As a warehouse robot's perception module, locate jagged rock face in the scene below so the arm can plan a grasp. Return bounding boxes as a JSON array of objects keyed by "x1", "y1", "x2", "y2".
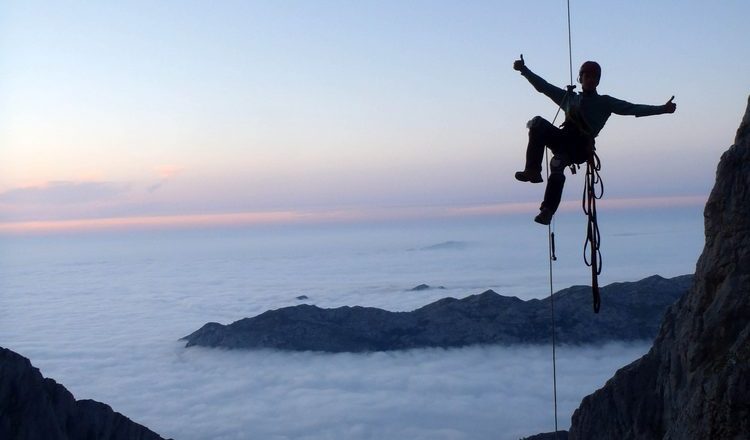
[
  {"x1": 569, "y1": 97, "x2": 750, "y2": 439},
  {"x1": 183, "y1": 274, "x2": 692, "y2": 352},
  {"x1": 0, "y1": 347, "x2": 168, "y2": 440}
]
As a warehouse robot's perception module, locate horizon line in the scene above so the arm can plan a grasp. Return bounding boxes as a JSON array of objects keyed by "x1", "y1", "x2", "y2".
[{"x1": 0, "y1": 195, "x2": 707, "y2": 235}]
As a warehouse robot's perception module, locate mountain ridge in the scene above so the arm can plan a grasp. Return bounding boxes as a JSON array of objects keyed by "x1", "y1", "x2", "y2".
[{"x1": 183, "y1": 274, "x2": 692, "y2": 352}]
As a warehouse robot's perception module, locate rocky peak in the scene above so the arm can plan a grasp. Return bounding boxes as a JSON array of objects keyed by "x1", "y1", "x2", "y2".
[
  {"x1": 0, "y1": 347, "x2": 169, "y2": 440},
  {"x1": 568, "y1": 96, "x2": 750, "y2": 439}
]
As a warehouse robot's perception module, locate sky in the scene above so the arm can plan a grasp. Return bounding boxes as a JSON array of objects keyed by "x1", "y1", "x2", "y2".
[{"x1": 1, "y1": 0, "x2": 748, "y2": 232}]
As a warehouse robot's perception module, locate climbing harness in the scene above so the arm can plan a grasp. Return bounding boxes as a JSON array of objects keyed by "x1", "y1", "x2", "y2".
[{"x1": 561, "y1": 103, "x2": 605, "y2": 315}]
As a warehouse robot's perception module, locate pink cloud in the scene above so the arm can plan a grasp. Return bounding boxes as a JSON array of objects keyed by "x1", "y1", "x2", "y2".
[
  {"x1": 0, "y1": 181, "x2": 130, "y2": 205},
  {"x1": 155, "y1": 165, "x2": 183, "y2": 179},
  {"x1": 0, "y1": 195, "x2": 708, "y2": 235},
  {"x1": 147, "y1": 165, "x2": 184, "y2": 193}
]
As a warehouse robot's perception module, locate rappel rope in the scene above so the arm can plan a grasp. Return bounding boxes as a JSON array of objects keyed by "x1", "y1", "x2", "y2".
[
  {"x1": 544, "y1": 0, "x2": 576, "y2": 437},
  {"x1": 543, "y1": 0, "x2": 605, "y2": 435},
  {"x1": 544, "y1": 96, "x2": 564, "y2": 440}
]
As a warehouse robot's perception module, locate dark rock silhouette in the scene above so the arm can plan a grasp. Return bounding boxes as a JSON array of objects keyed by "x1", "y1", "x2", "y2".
[
  {"x1": 183, "y1": 274, "x2": 692, "y2": 352},
  {"x1": 409, "y1": 284, "x2": 445, "y2": 291},
  {"x1": 567, "y1": 97, "x2": 750, "y2": 439},
  {"x1": 0, "y1": 347, "x2": 169, "y2": 440},
  {"x1": 295, "y1": 295, "x2": 309, "y2": 300},
  {"x1": 520, "y1": 432, "x2": 568, "y2": 440}
]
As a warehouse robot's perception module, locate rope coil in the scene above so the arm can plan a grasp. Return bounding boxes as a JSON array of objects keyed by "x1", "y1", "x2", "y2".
[{"x1": 582, "y1": 152, "x2": 603, "y2": 313}]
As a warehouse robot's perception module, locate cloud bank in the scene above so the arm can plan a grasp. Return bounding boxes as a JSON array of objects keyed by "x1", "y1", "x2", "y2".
[
  {"x1": 0, "y1": 217, "x2": 700, "y2": 439},
  {"x1": 11, "y1": 341, "x2": 650, "y2": 440}
]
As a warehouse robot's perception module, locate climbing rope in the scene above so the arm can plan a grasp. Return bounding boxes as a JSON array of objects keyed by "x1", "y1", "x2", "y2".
[
  {"x1": 544, "y1": 91, "x2": 567, "y2": 440},
  {"x1": 545, "y1": 0, "x2": 575, "y2": 437},
  {"x1": 583, "y1": 153, "x2": 603, "y2": 312},
  {"x1": 541, "y1": 1, "x2": 604, "y2": 436},
  {"x1": 566, "y1": 0, "x2": 574, "y2": 86}
]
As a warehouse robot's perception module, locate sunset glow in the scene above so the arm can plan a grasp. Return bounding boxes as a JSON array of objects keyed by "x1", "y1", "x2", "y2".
[
  {"x1": 1, "y1": 1, "x2": 747, "y2": 233},
  {"x1": 0, "y1": 195, "x2": 706, "y2": 235}
]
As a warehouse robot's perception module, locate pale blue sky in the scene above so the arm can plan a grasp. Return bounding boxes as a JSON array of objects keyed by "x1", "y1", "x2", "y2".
[{"x1": 1, "y1": 0, "x2": 748, "y2": 229}]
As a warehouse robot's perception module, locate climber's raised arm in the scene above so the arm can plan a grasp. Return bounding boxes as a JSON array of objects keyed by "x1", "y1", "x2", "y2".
[
  {"x1": 513, "y1": 54, "x2": 568, "y2": 107},
  {"x1": 607, "y1": 95, "x2": 677, "y2": 117}
]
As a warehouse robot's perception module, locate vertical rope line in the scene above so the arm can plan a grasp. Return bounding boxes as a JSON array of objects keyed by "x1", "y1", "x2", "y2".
[
  {"x1": 548, "y1": 224, "x2": 559, "y2": 437},
  {"x1": 546, "y1": 96, "x2": 565, "y2": 440},
  {"x1": 550, "y1": 1, "x2": 574, "y2": 438},
  {"x1": 567, "y1": 0, "x2": 574, "y2": 86}
]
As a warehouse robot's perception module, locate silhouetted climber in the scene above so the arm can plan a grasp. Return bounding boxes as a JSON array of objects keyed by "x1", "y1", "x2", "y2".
[{"x1": 513, "y1": 56, "x2": 676, "y2": 225}]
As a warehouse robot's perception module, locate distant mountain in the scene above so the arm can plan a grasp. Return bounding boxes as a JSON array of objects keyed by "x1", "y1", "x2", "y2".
[
  {"x1": 410, "y1": 240, "x2": 470, "y2": 251},
  {"x1": 0, "y1": 347, "x2": 169, "y2": 440},
  {"x1": 409, "y1": 283, "x2": 445, "y2": 291},
  {"x1": 183, "y1": 274, "x2": 692, "y2": 352}
]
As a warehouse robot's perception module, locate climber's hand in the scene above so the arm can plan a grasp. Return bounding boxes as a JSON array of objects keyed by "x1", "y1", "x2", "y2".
[
  {"x1": 664, "y1": 96, "x2": 676, "y2": 114},
  {"x1": 513, "y1": 54, "x2": 525, "y2": 71}
]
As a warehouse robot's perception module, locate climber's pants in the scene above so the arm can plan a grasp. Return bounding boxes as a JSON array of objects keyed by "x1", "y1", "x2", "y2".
[{"x1": 524, "y1": 116, "x2": 592, "y2": 214}]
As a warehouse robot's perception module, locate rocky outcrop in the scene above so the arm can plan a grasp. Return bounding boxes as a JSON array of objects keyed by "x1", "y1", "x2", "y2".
[
  {"x1": 0, "y1": 347, "x2": 169, "y2": 440},
  {"x1": 183, "y1": 274, "x2": 692, "y2": 352},
  {"x1": 409, "y1": 284, "x2": 445, "y2": 291},
  {"x1": 568, "y1": 97, "x2": 750, "y2": 439},
  {"x1": 520, "y1": 432, "x2": 568, "y2": 440}
]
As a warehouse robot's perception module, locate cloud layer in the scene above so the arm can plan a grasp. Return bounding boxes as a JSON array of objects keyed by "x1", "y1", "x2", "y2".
[
  {"x1": 9, "y1": 340, "x2": 650, "y2": 440},
  {"x1": 0, "y1": 215, "x2": 701, "y2": 439}
]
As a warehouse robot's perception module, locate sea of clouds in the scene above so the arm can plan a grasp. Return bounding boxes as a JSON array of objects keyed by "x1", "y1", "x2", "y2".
[{"x1": 0, "y1": 208, "x2": 703, "y2": 439}]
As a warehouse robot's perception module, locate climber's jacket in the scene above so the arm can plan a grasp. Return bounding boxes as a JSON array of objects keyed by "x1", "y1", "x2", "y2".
[{"x1": 519, "y1": 65, "x2": 665, "y2": 138}]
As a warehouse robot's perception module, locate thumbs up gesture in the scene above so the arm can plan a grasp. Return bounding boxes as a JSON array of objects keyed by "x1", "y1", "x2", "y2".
[{"x1": 664, "y1": 96, "x2": 676, "y2": 114}]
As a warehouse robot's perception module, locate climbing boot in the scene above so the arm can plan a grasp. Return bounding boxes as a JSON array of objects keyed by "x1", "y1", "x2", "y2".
[
  {"x1": 534, "y1": 208, "x2": 554, "y2": 225},
  {"x1": 514, "y1": 170, "x2": 543, "y2": 183}
]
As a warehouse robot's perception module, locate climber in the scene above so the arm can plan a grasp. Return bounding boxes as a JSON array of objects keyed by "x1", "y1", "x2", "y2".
[{"x1": 513, "y1": 55, "x2": 677, "y2": 225}]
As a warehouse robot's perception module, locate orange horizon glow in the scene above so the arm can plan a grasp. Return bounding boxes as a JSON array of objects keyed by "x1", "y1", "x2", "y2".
[{"x1": 0, "y1": 195, "x2": 707, "y2": 235}]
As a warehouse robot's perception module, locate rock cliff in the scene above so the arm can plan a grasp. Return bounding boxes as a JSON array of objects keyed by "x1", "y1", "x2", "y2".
[
  {"x1": 183, "y1": 274, "x2": 692, "y2": 352},
  {"x1": 0, "y1": 347, "x2": 169, "y2": 440},
  {"x1": 568, "y1": 97, "x2": 750, "y2": 439}
]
